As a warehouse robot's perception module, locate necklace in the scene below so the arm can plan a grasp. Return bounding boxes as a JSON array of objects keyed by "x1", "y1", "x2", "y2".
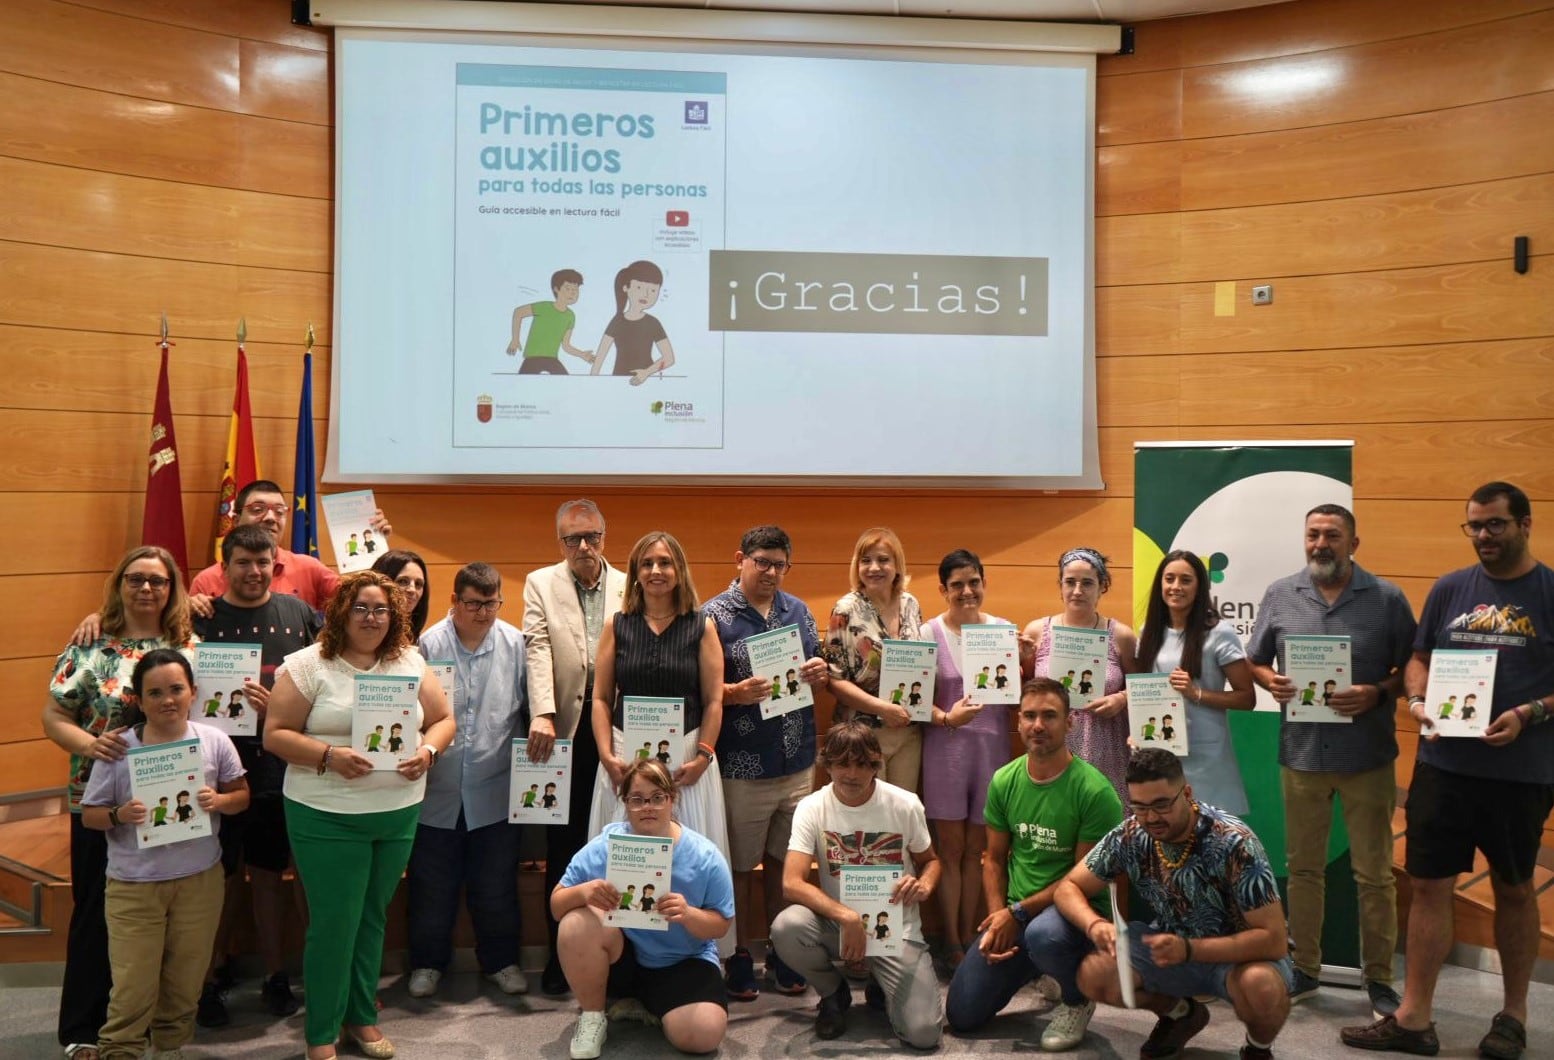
[
  {"x1": 644, "y1": 609, "x2": 676, "y2": 621},
  {"x1": 1153, "y1": 815, "x2": 1198, "y2": 871}
]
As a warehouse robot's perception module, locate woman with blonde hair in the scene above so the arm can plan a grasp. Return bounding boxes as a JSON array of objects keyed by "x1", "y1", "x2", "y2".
[
  {"x1": 43, "y1": 546, "x2": 197, "y2": 1060},
  {"x1": 823, "y1": 528, "x2": 925, "y2": 790},
  {"x1": 587, "y1": 532, "x2": 728, "y2": 858},
  {"x1": 264, "y1": 571, "x2": 455, "y2": 1060}
]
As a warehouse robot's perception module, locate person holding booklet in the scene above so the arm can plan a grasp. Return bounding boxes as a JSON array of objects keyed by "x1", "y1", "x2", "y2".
[
  {"x1": 1342, "y1": 483, "x2": 1554, "y2": 1060},
  {"x1": 263, "y1": 571, "x2": 455, "y2": 1060},
  {"x1": 703, "y1": 525, "x2": 828, "y2": 1000},
  {"x1": 405, "y1": 562, "x2": 529, "y2": 999},
  {"x1": 1026, "y1": 547, "x2": 1138, "y2": 806},
  {"x1": 79, "y1": 649, "x2": 249, "y2": 1060},
  {"x1": 191, "y1": 523, "x2": 322, "y2": 1026},
  {"x1": 823, "y1": 528, "x2": 926, "y2": 790},
  {"x1": 1247, "y1": 503, "x2": 1415, "y2": 1015},
  {"x1": 772, "y1": 720, "x2": 944, "y2": 1048},
  {"x1": 918, "y1": 548, "x2": 1026, "y2": 969},
  {"x1": 1052, "y1": 748, "x2": 1294, "y2": 1060},
  {"x1": 588, "y1": 532, "x2": 728, "y2": 859},
  {"x1": 43, "y1": 545, "x2": 199, "y2": 1060},
  {"x1": 1135, "y1": 551, "x2": 1257, "y2": 815},
  {"x1": 553, "y1": 758, "x2": 734, "y2": 1060}
]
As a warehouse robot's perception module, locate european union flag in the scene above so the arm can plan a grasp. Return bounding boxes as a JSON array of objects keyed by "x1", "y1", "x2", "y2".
[{"x1": 292, "y1": 350, "x2": 319, "y2": 556}]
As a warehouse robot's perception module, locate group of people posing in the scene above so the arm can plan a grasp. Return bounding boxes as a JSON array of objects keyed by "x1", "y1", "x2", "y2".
[{"x1": 43, "y1": 479, "x2": 1553, "y2": 1060}]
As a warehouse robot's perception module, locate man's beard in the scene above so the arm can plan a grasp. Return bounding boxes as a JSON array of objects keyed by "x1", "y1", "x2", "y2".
[{"x1": 1308, "y1": 554, "x2": 1349, "y2": 585}]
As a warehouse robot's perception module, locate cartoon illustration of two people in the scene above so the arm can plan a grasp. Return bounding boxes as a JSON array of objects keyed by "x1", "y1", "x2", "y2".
[
  {"x1": 508, "y1": 262, "x2": 676, "y2": 386},
  {"x1": 151, "y1": 793, "x2": 193, "y2": 827},
  {"x1": 520, "y1": 781, "x2": 561, "y2": 811},
  {"x1": 345, "y1": 529, "x2": 377, "y2": 558}
]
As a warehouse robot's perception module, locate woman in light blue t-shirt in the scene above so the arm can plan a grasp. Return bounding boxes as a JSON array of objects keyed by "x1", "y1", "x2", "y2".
[{"x1": 1136, "y1": 550, "x2": 1257, "y2": 814}]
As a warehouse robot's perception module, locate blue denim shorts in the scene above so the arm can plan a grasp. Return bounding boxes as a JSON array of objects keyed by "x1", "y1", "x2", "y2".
[{"x1": 1125, "y1": 921, "x2": 1293, "y2": 1001}]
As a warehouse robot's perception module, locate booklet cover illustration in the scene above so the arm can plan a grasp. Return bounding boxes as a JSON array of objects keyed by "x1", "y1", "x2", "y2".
[
  {"x1": 128, "y1": 738, "x2": 210, "y2": 850},
  {"x1": 510, "y1": 737, "x2": 572, "y2": 824},
  {"x1": 1126, "y1": 672, "x2": 1188, "y2": 756},
  {"x1": 604, "y1": 831, "x2": 671, "y2": 931},
  {"x1": 353, "y1": 674, "x2": 420, "y2": 769},
  {"x1": 960, "y1": 623, "x2": 1020, "y2": 706},
  {"x1": 193, "y1": 643, "x2": 261, "y2": 737}
]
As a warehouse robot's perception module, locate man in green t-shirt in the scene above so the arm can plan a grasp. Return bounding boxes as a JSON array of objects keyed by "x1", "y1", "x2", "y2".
[
  {"x1": 945, "y1": 676, "x2": 1123, "y2": 1051},
  {"x1": 506, "y1": 268, "x2": 594, "y2": 374}
]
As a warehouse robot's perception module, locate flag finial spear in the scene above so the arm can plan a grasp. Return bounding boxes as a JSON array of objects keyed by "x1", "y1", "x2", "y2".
[
  {"x1": 237, "y1": 317, "x2": 247, "y2": 344},
  {"x1": 306, "y1": 322, "x2": 315, "y2": 354},
  {"x1": 158, "y1": 313, "x2": 174, "y2": 352}
]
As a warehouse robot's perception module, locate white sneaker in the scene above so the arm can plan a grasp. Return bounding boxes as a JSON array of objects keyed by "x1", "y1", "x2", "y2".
[
  {"x1": 1041, "y1": 999, "x2": 1096, "y2": 1051},
  {"x1": 486, "y1": 964, "x2": 529, "y2": 994},
  {"x1": 570, "y1": 1011, "x2": 608, "y2": 1059},
  {"x1": 407, "y1": 968, "x2": 441, "y2": 998}
]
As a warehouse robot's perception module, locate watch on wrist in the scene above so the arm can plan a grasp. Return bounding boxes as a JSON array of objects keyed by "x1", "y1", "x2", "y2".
[
  {"x1": 1008, "y1": 900, "x2": 1032, "y2": 925},
  {"x1": 108, "y1": 805, "x2": 121, "y2": 828}
]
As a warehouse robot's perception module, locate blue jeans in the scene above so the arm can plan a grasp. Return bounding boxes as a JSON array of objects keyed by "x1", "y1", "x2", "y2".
[
  {"x1": 946, "y1": 906, "x2": 1093, "y2": 1031},
  {"x1": 406, "y1": 813, "x2": 522, "y2": 973}
]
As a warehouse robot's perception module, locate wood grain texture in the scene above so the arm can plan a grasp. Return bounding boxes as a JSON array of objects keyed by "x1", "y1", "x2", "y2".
[{"x1": 67, "y1": 0, "x2": 329, "y2": 51}]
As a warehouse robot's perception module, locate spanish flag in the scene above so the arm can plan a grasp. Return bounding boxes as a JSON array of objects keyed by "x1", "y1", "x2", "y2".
[{"x1": 214, "y1": 337, "x2": 260, "y2": 561}]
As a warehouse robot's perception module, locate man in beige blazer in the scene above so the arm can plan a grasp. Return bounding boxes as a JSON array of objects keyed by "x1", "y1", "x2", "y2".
[{"x1": 524, "y1": 498, "x2": 628, "y2": 994}]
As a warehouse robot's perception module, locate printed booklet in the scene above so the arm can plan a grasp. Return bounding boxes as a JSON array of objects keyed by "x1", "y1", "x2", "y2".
[
  {"x1": 880, "y1": 639, "x2": 937, "y2": 723},
  {"x1": 353, "y1": 674, "x2": 421, "y2": 769},
  {"x1": 622, "y1": 696, "x2": 682, "y2": 769},
  {"x1": 193, "y1": 642, "x2": 261, "y2": 737},
  {"x1": 745, "y1": 624, "x2": 812, "y2": 719},
  {"x1": 1284, "y1": 634, "x2": 1353, "y2": 723},
  {"x1": 319, "y1": 489, "x2": 380, "y2": 573},
  {"x1": 127, "y1": 738, "x2": 209, "y2": 850},
  {"x1": 510, "y1": 738, "x2": 571, "y2": 824},
  {"x1": 604, "y1": 831, "x2": 671, "y2": 931},
  {"x1": 1126, "y1": 672, "x2": 1188, "y2": 756},
  {"x1": 1046, "y1": 625, "x2": 1109, "y2": 705},
  {"x1": 960, "y1": 623, "x2": 1020, "y2": 705},
  {"x1": 427, "y1": 660, "x2": 456, "y2": 707},
  {"x1": 841, "y1": 865, "x2": 904, "y2": 956},
  {"x1": 1424, "y1": 649, "x2": 1497, "y2": 738}
]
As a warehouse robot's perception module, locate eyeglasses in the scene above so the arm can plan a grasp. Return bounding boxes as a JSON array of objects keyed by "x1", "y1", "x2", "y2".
[
  {"x1": 349, "y1": 605, "x2": 392, "y2": 620},
  {"x1": 394, "y1": 577, "x2": 425, "y2": 592},
  {"x1": 457, "y1": 598, "x2": 503, "y2": 614},
  {"x1": 625, "y1": 792, "x2": 671, "y2": 809},
  {"x1": 123, "y1": 574, "x2": 171, "y2": 590},
  {"x1": 561, "y1": 532, "x2": 603, "y2": 549},
  {"x1": 242, "y1": 502, "x2": 290, "y2": 517},
  {"x1": 1460, "y1": 518, "x2": 1518, "y2": 537},
  {"x1": 747, "y1": 556, "x2": 791, "y2": 573},
  {"x1": 1128, "y1": 786, "x2": 1186, "y2": 819}
]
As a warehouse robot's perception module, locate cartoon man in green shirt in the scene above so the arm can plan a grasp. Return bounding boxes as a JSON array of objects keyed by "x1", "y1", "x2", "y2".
[
  {"x1": 366, "y1": 725, "x2": 384, "y2": 752},
  {"x1": 507, "y1": 268, "x2": 594, "y2": 374}
]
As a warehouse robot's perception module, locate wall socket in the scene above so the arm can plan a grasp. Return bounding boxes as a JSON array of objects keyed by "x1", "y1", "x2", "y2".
[{"x1": 1251, "y1": 284, "x2": 1273, "y2": 305}]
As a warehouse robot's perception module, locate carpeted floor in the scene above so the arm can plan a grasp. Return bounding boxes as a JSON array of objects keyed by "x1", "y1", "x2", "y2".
[{"x1": 2, "y1": 956, "x2": 1550, "y2": 1059}]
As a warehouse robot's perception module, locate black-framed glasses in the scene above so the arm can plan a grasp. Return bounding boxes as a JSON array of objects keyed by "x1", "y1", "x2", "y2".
[
  {"x1": 350, "y1": 605, "x2": 392, "y2": 620},
  {"x1": 457, "y1": 597, "x2": 503, "y2": 614},
  {"x1": 625, "y1": 792, "x2": 671, "y2": 809},
  {"x1": 1128, "y1": 786, "x2": 1186, "y2": 819},
  {"x1": 1460, "y1": 518, "x2": 1518, "y2": 538},
  {"x1": 747, "y1": 556, "x2": 791, "y2": 573},
  {"x1": 561, "y1": 532, "x2": 603, "y2": 549},
  {"x1": 123, "y1": 573, "x2": 171, "y2": 590}
]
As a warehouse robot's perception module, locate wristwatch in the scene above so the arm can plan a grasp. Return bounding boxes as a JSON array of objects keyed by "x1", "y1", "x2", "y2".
[{"x1": 1008, "y1": 900, "x2": 1032, "y2": 926}]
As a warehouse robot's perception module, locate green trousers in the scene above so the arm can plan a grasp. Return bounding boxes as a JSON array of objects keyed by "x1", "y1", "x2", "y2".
[{"x1": 285, "y1": 798, "x2": 419, "y2": 1046}]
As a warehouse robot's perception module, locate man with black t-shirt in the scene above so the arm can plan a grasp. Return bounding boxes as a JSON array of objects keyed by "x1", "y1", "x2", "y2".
[{"x1": 193, "y1": 524, "x2": 321, "y2": 1027}]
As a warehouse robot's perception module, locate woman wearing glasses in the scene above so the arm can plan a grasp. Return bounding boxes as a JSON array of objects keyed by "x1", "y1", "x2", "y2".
[
  {"x1": 372, "y1": 549, "x2": 431, "y2": 639},
  {"x1": 587, "y1": 532, "x2": 728, "y2": 859},
  {"x1": 554, "y1": 758, "x2": 733, "y2": 1060},
  {"x1": 264, "y1": 571, "x2": 455, "y2": 1060},
  {"x1": 1135, "y1": 550, "x2": 1256, "y2": 814},
  {"x1": 43, "y1": 546, "x2": 198, "y2": 1060},
  {"x1": 823, "y1": 528, "x2": 925, "y2": 790}
]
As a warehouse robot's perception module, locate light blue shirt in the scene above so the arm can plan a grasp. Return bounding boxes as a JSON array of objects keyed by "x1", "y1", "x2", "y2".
[
  {"x1": 1149, "y1": 624, "x2": 1249, "y2": 814},
  {"x1": 418, "y1": 616, "x2": 526, "y2": 830}
]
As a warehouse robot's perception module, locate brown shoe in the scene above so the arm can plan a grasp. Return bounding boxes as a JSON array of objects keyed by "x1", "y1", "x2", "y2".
[
  {"x1": 1478, "y1": 1011, "x2": 1526, "y2": 1060},
  {"x1": 1340, "y1": 1014, "x2": 1440, "y2": 1056}
]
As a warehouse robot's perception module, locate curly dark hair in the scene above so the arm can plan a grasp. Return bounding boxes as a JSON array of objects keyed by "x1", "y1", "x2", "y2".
[{"x1": 317, "y1": 570, "x2": 411, "y2": 663}]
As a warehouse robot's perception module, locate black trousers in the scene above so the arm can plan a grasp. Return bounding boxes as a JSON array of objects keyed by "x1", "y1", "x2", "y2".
[
  {"x1": 58, "y1": 812, "x2": 111, "y2": 1046},
  {"x1": 544, "y1": 699, "x2": 602, "y2": 948}
]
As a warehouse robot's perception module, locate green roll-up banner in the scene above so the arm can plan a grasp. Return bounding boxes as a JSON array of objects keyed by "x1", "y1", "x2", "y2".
[{"x1": 1133, "y1": 441, "x2": 1360, "y2": 973}]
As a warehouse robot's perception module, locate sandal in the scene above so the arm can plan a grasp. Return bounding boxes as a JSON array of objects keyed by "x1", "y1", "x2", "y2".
[
  {"x1": 64, "y1": 1047, "x2": 99, "y2": 1060},
  {"x1": 1479, "y1": 1011, "x2": 1526, "y2": 1060}
]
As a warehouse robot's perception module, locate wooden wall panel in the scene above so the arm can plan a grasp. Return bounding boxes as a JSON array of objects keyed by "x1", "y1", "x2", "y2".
[
  {"x1": 0, "y1": 157, "x2": 331, "y2": 273},
  {"x1": 69, "y1": 0, "x2": 329, "y2": 51},
  {"x1": 0, "y1": 326, "x2": 332, "y2": 418}
]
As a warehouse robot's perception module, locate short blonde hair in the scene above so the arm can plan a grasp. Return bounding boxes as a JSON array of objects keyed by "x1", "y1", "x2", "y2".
[{"x1": 849, "y1": 527, "x2": 909, "y2": 598}]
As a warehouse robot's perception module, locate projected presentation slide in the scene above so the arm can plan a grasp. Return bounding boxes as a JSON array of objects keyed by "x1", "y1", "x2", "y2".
[{"x1": 332, "y1": 30, "x2": 1096, "y2": 483}]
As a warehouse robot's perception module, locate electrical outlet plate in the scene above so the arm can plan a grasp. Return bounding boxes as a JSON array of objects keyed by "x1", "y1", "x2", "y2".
[{"x1": 1251, "y1": 285, "x2": 1273, "y2": 305}]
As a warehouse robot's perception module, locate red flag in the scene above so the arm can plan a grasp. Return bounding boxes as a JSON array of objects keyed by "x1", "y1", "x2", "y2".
[
  {"x1": 143, "y1": 337, "x2": 189, "y2": 576},
  {"x1": 214, "y1": 344, "x2": 260, "y2": 560}
]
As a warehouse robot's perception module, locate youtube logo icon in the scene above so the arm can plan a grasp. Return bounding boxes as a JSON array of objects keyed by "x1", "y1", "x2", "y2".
[{"x1": 665, "y1": 210, "x2": 690, "y2": 227}]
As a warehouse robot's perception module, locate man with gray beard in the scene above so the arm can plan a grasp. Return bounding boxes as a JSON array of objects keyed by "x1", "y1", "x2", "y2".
[{"x1": 1247, "y1": 504, "x2": 1416, "y2": 1017}]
